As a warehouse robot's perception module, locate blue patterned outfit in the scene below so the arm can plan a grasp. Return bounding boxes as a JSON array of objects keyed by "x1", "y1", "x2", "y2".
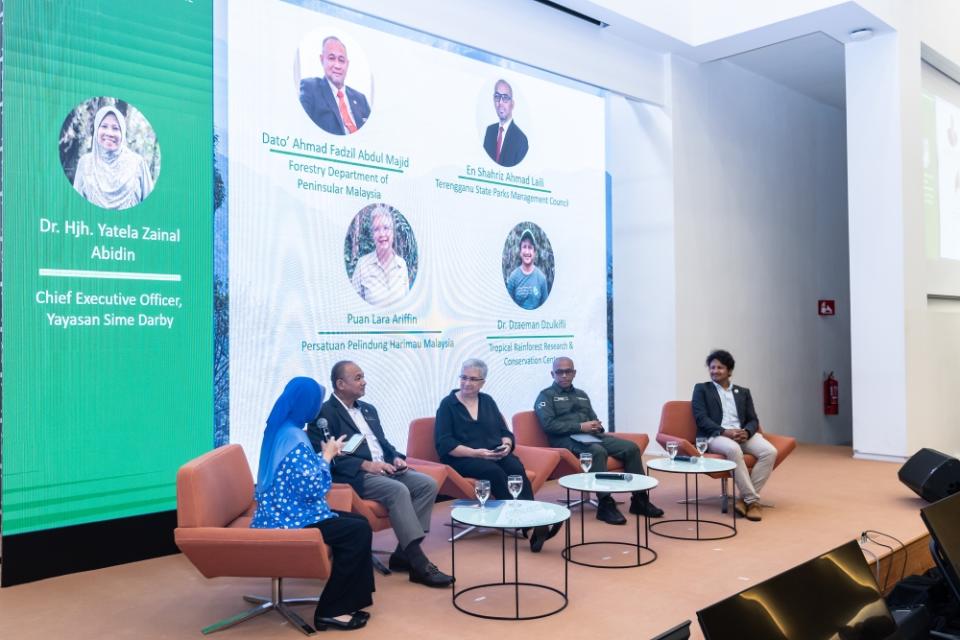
[
  {"x1": 251, "y1": 443, "x2": 336, "y2": 529},
  {"x1": 251, "y1": 377, "x2": 374, "y2": 620}
]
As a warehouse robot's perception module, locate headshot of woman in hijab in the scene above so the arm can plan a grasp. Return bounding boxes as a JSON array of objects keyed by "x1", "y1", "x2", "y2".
[{"x1": 72, "y1": 105, "x2": 157, "y2": 210}]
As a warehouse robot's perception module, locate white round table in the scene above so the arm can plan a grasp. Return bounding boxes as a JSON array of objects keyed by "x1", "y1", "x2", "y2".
[
  {"x1": 646, "y1": 456, "x2": 738, "y2": 540},
  {"x1": 558, "y1": 472, "x2": 659, "y2": 568},
  {"x1": 450, "y1": 499, "x2": 571, "y2": 620}
]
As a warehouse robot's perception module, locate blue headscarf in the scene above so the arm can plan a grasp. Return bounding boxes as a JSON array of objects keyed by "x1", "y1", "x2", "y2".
[{"x1": 256, "y1": 377, "x2": 326, "y2": 491}]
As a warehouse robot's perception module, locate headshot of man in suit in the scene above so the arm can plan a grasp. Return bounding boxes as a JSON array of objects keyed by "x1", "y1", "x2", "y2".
[
  {"x1": 483, "y1": 79, "x2": 529, "y2": 167},
  {"x1": 299, "y1": 35, "x2": 371, "y2": 135}
]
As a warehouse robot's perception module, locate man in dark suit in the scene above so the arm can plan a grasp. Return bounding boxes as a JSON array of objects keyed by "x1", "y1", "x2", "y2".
[
  {"x1": 691, "y1": 349, "x2": 777, "y2": 521},
  {"x1": 483, "y1": 79, "x2": 528, "y2": 167},
  {"x1": 299, "y1": 36, "x2": 371, "y2": 135},
  {"x1": 307, "y1": 361, "x2": 452, "y2": 587}
]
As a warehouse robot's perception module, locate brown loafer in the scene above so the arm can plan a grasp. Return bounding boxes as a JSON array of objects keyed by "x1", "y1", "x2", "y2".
[
  {"x1": 745, "y1": 502, "x2": 762, "y2": 521},
  {"x1": 732, "y1": 498, "x2": 747, "y2": 518}
]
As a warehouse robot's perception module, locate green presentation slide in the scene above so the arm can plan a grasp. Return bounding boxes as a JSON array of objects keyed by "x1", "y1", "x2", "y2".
[{"x1": 2, "y1": 0, "x2": 214, "y2": 535}]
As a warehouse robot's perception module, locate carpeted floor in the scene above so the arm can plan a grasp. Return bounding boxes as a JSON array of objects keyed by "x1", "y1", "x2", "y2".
[{"x1": 0, "y1": 444, "x2": 931, "y2": 639}]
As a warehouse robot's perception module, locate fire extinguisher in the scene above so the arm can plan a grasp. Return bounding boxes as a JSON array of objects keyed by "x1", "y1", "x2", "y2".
[{"x1": 823, "y1": 372, "x2": 839, "y2": 415}]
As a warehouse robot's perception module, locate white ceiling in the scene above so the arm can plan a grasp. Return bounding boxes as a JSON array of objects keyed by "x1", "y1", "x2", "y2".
[
  {"x1": 546, "y1": 0, "x2": 895, "y2": 111},
  {"x1": 723, "y1": 32, "x2": 847, "y2": 109}
]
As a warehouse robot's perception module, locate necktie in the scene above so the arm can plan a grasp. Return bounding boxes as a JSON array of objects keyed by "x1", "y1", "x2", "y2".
[
  {"x1": 337, "y1": 90, "x2": 358, "y2": 134},
  {"x1": 495, "y1": 126, "x2": 504, "y2": 163}
]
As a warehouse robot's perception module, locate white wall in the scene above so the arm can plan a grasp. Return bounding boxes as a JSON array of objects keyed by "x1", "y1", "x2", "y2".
[
  {"x1": 671, "y1": 56, "x2": 851, "y2": 445},
  {"x1": 607, "y1": 95, "x2": 676, "y2": 437},
  {"x1": 920, "y1": 63, "x2": 960, "y2": 460},
  {"x1": 845, "y1": 33, "x2": 909, "y2": 459},
  {"x1": 920, "y1": 0, "x2": 960, "y2": 68},
  {"x1": 844, "y1": 3, "x2": 960, "y2": 461},
  {"x1": 913, "y1": 2, "x2": 960, "y2": 459}
]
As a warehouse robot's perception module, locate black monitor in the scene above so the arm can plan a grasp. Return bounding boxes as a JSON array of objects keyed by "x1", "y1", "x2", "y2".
[
  {"x1": 920, "y1": 490, "x2": 960, "y2": 603},
  {"x1": 697, "y1": 539, "x2": 897, "y2": 640},
  {"x1": 650, "y1": 620, "x2": 691, "y2": 640}
]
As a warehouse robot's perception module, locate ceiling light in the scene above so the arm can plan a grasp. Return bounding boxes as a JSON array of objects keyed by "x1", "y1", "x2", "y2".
[{"x1": 849, "y1": 28, "x2": 874, "y2": 41}]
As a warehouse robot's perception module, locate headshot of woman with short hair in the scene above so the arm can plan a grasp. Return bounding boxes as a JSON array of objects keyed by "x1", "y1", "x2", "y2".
[{"x1": 344, "y1": 203, "x2": 418, "y2": 307}]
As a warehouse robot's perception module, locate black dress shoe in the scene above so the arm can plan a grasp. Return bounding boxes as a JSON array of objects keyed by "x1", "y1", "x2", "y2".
[
  {"x1": 388, "y1": 551, "x2": 412, "y2": 572},
  {"x1": 529, "y1": 522, "x2": 563, "y2": 552},
  {"x1": 596, "y1": 498, "x2": 627, "y2": 525},
  {"x1": 529, "y1": 526, "x2": 549, "y2": 552},
  {"x1": 629, "y1": 496, "x2": 664, "y2": 518},
  {"x1": 314, "y1": 612, "x2": 368, "y2": 631},
  {"x1": 409, "y1": 562, "x2": 454, "y2": 588}
]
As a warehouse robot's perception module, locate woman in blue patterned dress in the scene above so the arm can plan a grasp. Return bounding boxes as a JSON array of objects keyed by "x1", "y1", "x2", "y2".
[{"x1": 252, "y1": 377, "x2": 375, "y2": 631}]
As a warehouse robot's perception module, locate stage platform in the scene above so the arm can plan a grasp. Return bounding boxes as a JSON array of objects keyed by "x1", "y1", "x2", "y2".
[{"x1": 0, "y1": 444, "x2": 934, "y2": 639}]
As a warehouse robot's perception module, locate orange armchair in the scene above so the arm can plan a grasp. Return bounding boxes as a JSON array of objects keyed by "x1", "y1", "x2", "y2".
[
  {"x1": 512, "y1": 410, "x2": 650, "y2": 479},
  {"x1": 174, "y1": 444, "x2": 352, "y2": 635},
  {"x1": 655, "y1": 401, "x2": 797, "y2": 510},
  {"x1": 405, "y1": 416, "x2": 560, "y2": 498}
]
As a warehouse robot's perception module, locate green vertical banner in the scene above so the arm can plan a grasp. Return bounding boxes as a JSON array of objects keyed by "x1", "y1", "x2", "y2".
[{"x1": 2, "y1": 1, "x2": 213, "y2": 535}]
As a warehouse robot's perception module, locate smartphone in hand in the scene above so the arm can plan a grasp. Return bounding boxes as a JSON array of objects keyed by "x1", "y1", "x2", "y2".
[{"x1": 341, "y1": 433, "x2": 364, "y2": 454}]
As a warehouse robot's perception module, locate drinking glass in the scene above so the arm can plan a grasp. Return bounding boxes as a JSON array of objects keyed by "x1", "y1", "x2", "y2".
[
  {"x1": 666, "y1": 441, "x2": 679, "y2": 464},
  {"x1": 579, "y1": 452, "x2": 593, "y2": 473},
  {"x1": 507, "y1": 474, "x2": 523, "y2": 502},
  {"x1": 695, "y1": 437, "x2": 708, "y2": 462},
  {"x1": 474, "y1": 479, "x2": 491, "y2": 508}
]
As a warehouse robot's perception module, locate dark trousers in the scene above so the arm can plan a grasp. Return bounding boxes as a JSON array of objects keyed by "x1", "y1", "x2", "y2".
[
  {"x1": 306, "y1": 511, "x2": 375, "y2": 618},
  {"x1": 568, "y1": 435, "x2": 646, "y2": 500},
  {"x1": 567, "y1": 435, "x2": 644, "y2": 474},
  {"x1": 449, "y1": 454, "x2": 534, "y2": 500}
]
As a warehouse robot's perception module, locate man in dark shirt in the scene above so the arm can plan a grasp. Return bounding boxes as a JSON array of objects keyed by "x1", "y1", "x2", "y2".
[
  {"x1": 534, "y1": 357, "x2": 663, "y2": 523},
  {"x1": 307, "y1": 361, "x2": 452, "y2": 587}
]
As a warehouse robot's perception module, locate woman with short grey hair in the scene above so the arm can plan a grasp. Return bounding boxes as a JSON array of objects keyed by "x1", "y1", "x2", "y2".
[{"x1": 433, "y1": 359, "x2": 557, "y2": 551}]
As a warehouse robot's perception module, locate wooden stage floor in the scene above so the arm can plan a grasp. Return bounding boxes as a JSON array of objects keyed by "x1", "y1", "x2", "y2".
[{"x1": 0, "y1": 444, "x2": 932, "y2": 639}]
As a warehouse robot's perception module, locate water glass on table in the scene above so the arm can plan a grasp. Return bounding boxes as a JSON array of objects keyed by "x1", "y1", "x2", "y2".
[
  {"x1": 665, "y1": 440, "x2": 679, "y2": 464},
  {"x1": 579, "y1": 452, "x2": 593, "y2": 474},
  {"x1": 474, "y1": 479, "x2": 491, "y2": 508},
  {"x1": 507, "y1": 474, "x2": 523, "y2": 504},
  {"x1": 695, "y1": 437, "x2": 708, "y2": 462}
]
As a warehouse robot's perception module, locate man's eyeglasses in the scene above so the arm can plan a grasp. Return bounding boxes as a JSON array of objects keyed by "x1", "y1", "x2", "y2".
[
  {"x1": 459, "y1": 375, "x2": 485, "y2": 383},
  {"x1": 493, "y1": 93, "x2": 513, "y2": 103},
  {"x1": 553, "y1": 369, "x2": 576, "y2": 377}
]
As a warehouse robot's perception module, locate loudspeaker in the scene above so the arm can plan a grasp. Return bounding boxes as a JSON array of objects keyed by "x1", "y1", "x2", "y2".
[{"x1": 898, "y1": 448, "x2": 960, "y2": 503}]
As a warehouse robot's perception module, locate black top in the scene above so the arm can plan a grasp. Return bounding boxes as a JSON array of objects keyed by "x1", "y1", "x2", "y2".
[{"x1": 434, "y1": 390, "x2": 513, "y2": 462}]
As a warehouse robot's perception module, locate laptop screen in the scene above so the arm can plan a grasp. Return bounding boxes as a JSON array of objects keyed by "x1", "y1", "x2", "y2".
[
  {"x1": 697, "y1": 539, "x2": 896, "y2": 640},
  {"x1": 921, "y1": 490, "x2": 960, "y2": 600},
  {"x1": 650, "y1": 620, "x2": 690, "y2": 640}
]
